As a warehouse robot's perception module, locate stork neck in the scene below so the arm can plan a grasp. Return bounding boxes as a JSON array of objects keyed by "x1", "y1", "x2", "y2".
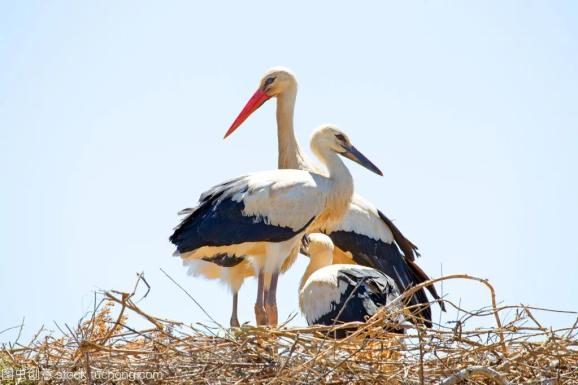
[
  {"x1": 319, "y1": 148, "x2": 353, "y2": 186},
  {"x1": 299, "y1": 256, "x2": 331, "y2": 291},
  {"x1": 276, "y1": 90, "x2": 309, "y2": 170},
  {"x1": 313, "y1": 147, "x2": 354, "y2": 230}
]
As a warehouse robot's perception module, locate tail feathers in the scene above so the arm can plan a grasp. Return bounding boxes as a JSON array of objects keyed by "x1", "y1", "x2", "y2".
[
  {"x1": 377, "y1": 210, "x2": 445, "y2": 314},
  {"x1": 178, "y1": 208, "x2": 194, "y2": 215},
  {"x1": 355, "y1": 251, "x2": 433, "y2": 327},
  {"x1": 377, "y1": 210, "x2": 420, "y2": 261},
  {"x1": 407, "y1": 260, "x2": 446, "y2": 312}
]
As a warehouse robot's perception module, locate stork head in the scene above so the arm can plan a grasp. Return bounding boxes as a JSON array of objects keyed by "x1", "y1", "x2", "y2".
[
  {"x1": 311, "y1": 125, "x2": 384, "y2": 176},
  {"x1": 299, "y1": 233, "x2": 334, "y2": 292},
  {"x1": 224, "y1": 67, "x2": 297, "y2": 138},
  {"x1": 305, "y1": 234, "x2": 334, "y2": 266},
  {"x1": 258, "y1": 67, "x2": 297, "y2": 97}
]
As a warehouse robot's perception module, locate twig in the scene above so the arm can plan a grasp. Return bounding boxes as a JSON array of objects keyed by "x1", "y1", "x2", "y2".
[
  {"x1": 437, "y1": 366, "x2": 509, "y2": 385},
  {"x1": 0, "y1": 325, "x2": 23, "y2": 337},
  {"x1": 13, "y1": 317, "x2": 25, "y2": 346},
  {"x1": 418, "y1": 326, "x2": 425, "y2": 385},
  {"x1": 159, "y1": 267, "x2": 230, "y2": 338},
  {"x1": 133, "y1": 271, "x2": 151, "y2": 303},
  {"x1": 393, "y1": 274, "x2": 508, "y2": 356}
]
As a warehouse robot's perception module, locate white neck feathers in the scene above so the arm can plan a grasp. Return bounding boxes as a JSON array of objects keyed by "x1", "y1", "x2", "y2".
[
  {"x1": 276, "y1": 87, "x2": 314, "y2": 171},
  {"x1": 311, "y1": 144, "x2": 354, "y2": 231}
]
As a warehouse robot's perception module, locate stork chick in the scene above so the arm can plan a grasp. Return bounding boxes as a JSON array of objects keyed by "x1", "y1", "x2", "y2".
[{"x1": 300, "y1": 233, "x2": 405, "y2": 338}]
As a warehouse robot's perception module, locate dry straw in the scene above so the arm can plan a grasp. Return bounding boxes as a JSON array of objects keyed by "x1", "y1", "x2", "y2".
[{"x1": 1, "y1": 273, "x2": 577, "y2": 384}]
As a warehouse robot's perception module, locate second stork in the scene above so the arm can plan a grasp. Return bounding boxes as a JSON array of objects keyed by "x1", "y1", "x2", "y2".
[{"x1": 170, "y1": 125, "x2": 382, "y2": 326}]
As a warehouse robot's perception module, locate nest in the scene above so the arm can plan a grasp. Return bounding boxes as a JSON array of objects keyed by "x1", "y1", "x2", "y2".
[{"x1": 1, "y1": 274, "x2": 577, "y2": 384}]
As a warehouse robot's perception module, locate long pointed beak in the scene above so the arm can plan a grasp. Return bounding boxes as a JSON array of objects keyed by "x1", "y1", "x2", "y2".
[
  {"x1": 224, "y1": 89, "x2": 271, "y2": 139},
  {"x1": 340, "y1": 144, "x2": 383, "y2": 176}
]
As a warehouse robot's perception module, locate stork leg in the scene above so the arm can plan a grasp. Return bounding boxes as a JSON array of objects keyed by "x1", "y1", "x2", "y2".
[
  {"x1": 230, "y1": 292, "x2": 240, "y2": 327},
  {"x1": 254, "y1": 271, "x2": 268, "y2": 325},
  {"x1": 265, "y1": 271, "x2": 279, "y2": 326}
]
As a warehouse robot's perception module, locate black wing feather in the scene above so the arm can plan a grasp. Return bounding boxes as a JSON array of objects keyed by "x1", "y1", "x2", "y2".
[
  {"x1": 170, "y1": 177, "x2": 314, "y2": 254},
  {"x1": 313, "y1": 267, "x2": 404, "y2": 338},
  {"x1": 327, "y1": 229, "x2": 433, "y2": 327}
]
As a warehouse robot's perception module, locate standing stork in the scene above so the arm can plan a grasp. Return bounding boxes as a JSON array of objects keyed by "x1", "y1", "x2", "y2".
[
  {"x1": 299, "y1": 234, "x2": 404, "y2": 338},
  {"x1": 170, "y1": 125, "x2": 383, "y2": 326},
  {"x1": 224, "y1": 67, "x2": 445, "y2": 327}
]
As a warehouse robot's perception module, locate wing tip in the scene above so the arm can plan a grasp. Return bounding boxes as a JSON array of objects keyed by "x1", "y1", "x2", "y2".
[{"x1": 178, "y1": 208, "x2": 193, "y2": 216}]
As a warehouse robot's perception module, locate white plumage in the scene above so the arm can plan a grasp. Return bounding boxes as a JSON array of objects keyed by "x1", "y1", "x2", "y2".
[
  {"x1": 332, "y1": 194, "x2": 395, "y2": 244},
  {"x1": 301, "y1": 264, "x2": 360, "y2": 324},
  {"x1": 299, "y1": 234, "x2": 404, "y2": 337},
  {"x1": 171, "y1": 125, "x2": 383, "y2": 326}
]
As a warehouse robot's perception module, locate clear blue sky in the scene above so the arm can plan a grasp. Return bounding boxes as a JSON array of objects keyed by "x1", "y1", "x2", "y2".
[{"x1": 1, "y1": 1, "x2": 577, "y2": 340}]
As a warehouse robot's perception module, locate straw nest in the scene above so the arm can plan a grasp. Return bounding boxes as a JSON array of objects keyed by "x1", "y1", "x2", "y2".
[{"x1": 1, "y1": 273, "x2": 577, "y2": 385}]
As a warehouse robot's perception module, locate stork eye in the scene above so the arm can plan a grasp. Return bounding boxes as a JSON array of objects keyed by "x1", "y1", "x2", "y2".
[
  {"x1": 335, "y1": 134, "x2": 346, "y2": 142},
  {"x1": 265, "y1": 77, "x2": 276, "y2": 86}
]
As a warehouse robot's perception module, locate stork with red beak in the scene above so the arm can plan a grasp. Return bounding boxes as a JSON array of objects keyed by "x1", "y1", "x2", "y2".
[{"x1": 224, "y1": 67, "x2": 445, "y2": 327}]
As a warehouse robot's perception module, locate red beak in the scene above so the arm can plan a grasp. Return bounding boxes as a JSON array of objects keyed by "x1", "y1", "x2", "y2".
[{"x1": 224, "y1": 89, "x2": 271, "y2": 139}]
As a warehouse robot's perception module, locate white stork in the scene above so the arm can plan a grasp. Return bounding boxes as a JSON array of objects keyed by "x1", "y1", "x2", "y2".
[
  {"x1": 299, "y1": 234, "x2": 404, "y2": 338},
  {"x1": 170, "y1": 125, "x2": 383, "y2": 326},
  {"x1": 224, "y1": 67, "x2": 445, "y2": 327}
]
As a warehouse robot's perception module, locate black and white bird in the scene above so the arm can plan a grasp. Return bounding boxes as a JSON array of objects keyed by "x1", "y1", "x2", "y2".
[
  {"x1": 299, "y1": 234, "x2": 404, "y2": 338},
  {"x1": 224, "y1": 67, "x2": 445, "y2": 327},
  {"x1": 170, "y1": 125, "x2": 383, "y2": 326}
]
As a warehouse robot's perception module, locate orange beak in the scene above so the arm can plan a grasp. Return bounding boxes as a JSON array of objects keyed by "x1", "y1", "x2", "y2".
[{"x1": 224, "y1": 89, "x2": 271, "y2": 139}]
